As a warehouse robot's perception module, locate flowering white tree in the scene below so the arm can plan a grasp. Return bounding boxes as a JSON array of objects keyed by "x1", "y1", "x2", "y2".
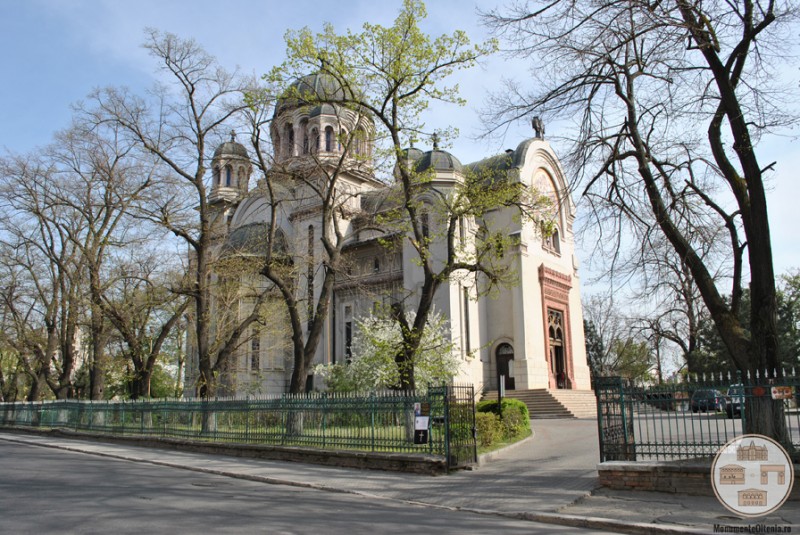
[{"x1": 315, "y1": 309, "x2": 461, "y2": 392}]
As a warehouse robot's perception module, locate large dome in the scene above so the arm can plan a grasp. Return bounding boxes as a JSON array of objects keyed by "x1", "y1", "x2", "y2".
[{"x1": 274, "y1": 72, "x2": 352, "y2": 117}]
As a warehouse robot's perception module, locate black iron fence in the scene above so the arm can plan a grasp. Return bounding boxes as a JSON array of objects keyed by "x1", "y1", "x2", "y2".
[
  {"x1": 596, "y1": 372, "x2": 800, "y2": 462},
  {"x1": 0, "y1": 385, "x2": 477, "y2": 469}
]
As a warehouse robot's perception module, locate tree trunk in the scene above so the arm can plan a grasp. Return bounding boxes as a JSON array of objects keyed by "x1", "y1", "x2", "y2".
[{"x1": 746, "y1": 396, "x2": 789, "y2": 447}]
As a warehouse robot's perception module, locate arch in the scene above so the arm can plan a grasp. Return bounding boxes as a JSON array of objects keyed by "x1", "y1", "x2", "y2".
[
  {"x1": 225, "y1": 165, "x2": 233, "y2": 187},
  {"x1": 325, "y1": 126, "x2": 334, "y2": 152},
  {"x1": 496, "y1": 343, "x2": 515, "y2": 391},
  {"x1": 284, "y1": 123, "x2": 294, "y2": 157},
  {"x1": 354, "y1": 127, "x2": 367, "y2": 156},
  {"x1": 300, "y1": 119, "x2": 309, "y2": 155},
  {"x1": 273, "y1": 228, "x2": 289, "y2": 255}
]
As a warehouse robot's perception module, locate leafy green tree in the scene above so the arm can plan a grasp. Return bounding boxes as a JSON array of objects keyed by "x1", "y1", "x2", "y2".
[
  {"x1": 583, "y1": 319, "x2": 605, "y2": 383},
  {"x1": 315, "y1": 309, "x2": 460, "y2": 391},
  {"x1": 270, "y1": 0, "x2": 547, "y2": 390},
  {"x1": 610, "y1": 338, "x2": 654, "y2": 383}
]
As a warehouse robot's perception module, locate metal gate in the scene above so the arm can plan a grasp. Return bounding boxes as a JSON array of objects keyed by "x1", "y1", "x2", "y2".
[
  {"x1": 595, "y1": 376, "x2": 636, "y2": 461},
  {"x1": 442, "y1": 384, "x2": 477, "y2": 469}
]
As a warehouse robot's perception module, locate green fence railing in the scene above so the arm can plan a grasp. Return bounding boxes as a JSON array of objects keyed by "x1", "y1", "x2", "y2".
[
  {"x1": 0, "y1": 386, "x2": 477, "y2": 466},
  {"x1": 596, "y1": 371, "x2": 800, "y2": 462}
]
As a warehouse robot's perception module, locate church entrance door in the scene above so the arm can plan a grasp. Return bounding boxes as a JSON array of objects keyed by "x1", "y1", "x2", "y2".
[{"x1": 496, "y1": 343, "x2": 515, "y2": 391}]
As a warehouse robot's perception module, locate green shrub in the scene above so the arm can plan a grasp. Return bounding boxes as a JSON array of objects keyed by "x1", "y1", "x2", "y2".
[
  {"x1": 475, "y1": 398, "x2": 531, "y2": 447},
  {"x1": 477, "y1": 398, "x2": 530, "y2": 425},
  {"x1": 500, "y1": 408, "x2": 528, "y2": 438},
  {"x1": 475, "y1": 411, "x2": 501, "y2": 447}
]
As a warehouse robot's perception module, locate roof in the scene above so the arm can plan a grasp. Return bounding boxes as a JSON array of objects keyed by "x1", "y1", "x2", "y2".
[
  {"x1": 213, "y1": 131, "x2": 249, "y2": 159},
  {"x1": 415, "y1": 149, "x2": 463, "y2": 174},
  {"x1": 275, "y1": 72, "x2": 355, "y2": 117}
]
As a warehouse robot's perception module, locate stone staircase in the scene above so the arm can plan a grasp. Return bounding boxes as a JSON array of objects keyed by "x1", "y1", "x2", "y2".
[{"x1": 482, "y1": 388, "x2": 597, "y2": 419}]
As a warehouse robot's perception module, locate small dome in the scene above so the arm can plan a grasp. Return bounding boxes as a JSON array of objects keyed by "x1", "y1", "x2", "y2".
[
  {"x1": 415, "y1": 149, "x2": 463, "y2": 174},
  {"x1": 401, "y1": 146, "x2": 424, "y2": 162},
  {"x1": 275, "y1": 72, "x2": 352, "y2": 117},
  {"x1": 393, "y1": 146, "x2": 425, "y2": 180},
  {"x1": 214, "y1": 131, "x2": 248, "y2": 159}
]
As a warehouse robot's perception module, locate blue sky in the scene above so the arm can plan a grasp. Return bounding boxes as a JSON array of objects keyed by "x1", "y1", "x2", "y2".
[{"x1": 1, "y1": 0, "x2": 798, "y2": 287}]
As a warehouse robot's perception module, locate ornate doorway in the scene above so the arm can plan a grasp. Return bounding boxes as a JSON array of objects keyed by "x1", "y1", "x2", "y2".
[
  {"x1": 496, "y1": 343, "x2": 515, "y2": 391},
  {"x1": 548, "y1": 309, "x2": 567, "y2": 389}
]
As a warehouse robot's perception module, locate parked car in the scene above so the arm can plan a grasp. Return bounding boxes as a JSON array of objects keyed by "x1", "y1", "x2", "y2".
[
  {"x1": 726, "y1": 385, "x2": 744, "y2": 418},
  {"x1": 691, "y1": 389, "x2": 727, "y2": 413}
]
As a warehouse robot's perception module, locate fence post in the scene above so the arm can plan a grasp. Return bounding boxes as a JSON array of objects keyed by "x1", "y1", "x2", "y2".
[{"x1": 443, "y1": 386, "x2": 451, "y2": 467}]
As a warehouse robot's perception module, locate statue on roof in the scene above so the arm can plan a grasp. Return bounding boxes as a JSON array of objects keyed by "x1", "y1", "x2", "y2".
[{"x1": 532, "y1": 116, "x2": 545, "y2": 139}]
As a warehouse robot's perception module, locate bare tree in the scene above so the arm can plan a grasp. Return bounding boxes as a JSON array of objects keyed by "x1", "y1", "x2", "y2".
[
  {"x1": 0, "y1": 153, "x2": 85, "y2": 400},
  {"x1": 86, "y1": 30, "x2": 268, "y2": 398},
  {"x1": 484, "y1": 0, "x2": 798, "y2": 439}
]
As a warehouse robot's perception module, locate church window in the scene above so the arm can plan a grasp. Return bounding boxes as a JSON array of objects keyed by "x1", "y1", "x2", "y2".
[
  {"x1": 345, "y1": 321, "x2": 353, "y2": 363},
  {"x1": 373, "y1": 257, "x2": 380, "y2": 273},
  {"x1": 307, "y1": 225, "x2": 314, "y2": 329},
  {"x1": 310, "y1": 129, "x2": 319, "y2": 153},
  {"x1": 225, "y1": 166, "x2": 232, "y2": 187},
  {"x1": 301, "y1": 119, "x2": 309, "y2": 154},
  {"x1": 325, "y1": 126, "x2": 334, "y2": 152},
  {"x1": 212, "y1": 167, "x2": 220, "y2": 186},
  {"x1": 462, "y1": 286, "x2": 471, "y2": 355},
  {"x1": 238, "y1": 168, "x2": 245, "y2": 189},
  {"x1": 250, "y1": 330, "x2": 260, "y2": 371},
  {"x1": 542, "y1": 222, "x2": 561, "y2": 255},
  {"x1": 285, "y1": 123, "x2": 294, "y2": 156}
]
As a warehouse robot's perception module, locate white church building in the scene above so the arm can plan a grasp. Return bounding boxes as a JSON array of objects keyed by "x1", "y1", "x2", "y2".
[{"x1": 185, "y1": 73, "x2": 592, "y2": 410}]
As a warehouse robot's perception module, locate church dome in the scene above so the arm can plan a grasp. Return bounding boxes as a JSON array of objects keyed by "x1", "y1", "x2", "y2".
[
  {"x1": 213, "y1": 131, "x2": 248, "y2": 159},
  {"x1": 274, "y1": 72, "x2": 353, "y2": 117},
  {"x1": 393, "y1": 146, "x2": 425, "y2": 179},
  {"x1": 415, "y1": 149, "x2": 463, "y2": 174}
]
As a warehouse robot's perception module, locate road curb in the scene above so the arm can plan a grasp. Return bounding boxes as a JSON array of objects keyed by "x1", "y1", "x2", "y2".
[{"x1": 476, "y1": 428, "x2": 535, "y2": 466}]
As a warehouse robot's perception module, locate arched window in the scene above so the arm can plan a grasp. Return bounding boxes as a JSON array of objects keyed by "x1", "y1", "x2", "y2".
[
  {"x1": 284, "y1": 123, "x2": 294, "y2": 157},
  {"x1": 420, "y1": 211, "x2": 430, "y2": 240},
  {"x1": 307, "y1": 225, "x2": 314, "y2": 329},
  {"x1": 238, "y1": 168, "x2": 246, "y2": 189},
  {"x1": 355, "y1": 127, "x2": 367, "y2": 156},
  {"x1": 301, "y1": 119, "x2": 309, "y2": 154},
  {"x1": 212, "y1": 167, "x2": 220, "y2": 186},
  {"x1": 310, "y1": 129, "x2": 319, "y2": 154},
  {"x1": 325, "y1": 126, "x2": 334, "y2": 152},
  {"x1": 542, "y1": 222, "x2": 561, "y2": 255},
  {"x1": 225, "y1": 166, "x2": 232, "y2": 187}
]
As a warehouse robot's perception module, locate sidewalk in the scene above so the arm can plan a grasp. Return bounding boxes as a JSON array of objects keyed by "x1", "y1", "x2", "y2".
[{"x1": 1, "y1": 420, "x2": 797, "y2": 534}]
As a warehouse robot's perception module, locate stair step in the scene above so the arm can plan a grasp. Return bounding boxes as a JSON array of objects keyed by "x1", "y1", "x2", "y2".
[{"x1": 482, "y1": 388, "x2": 597, "y2": 419}]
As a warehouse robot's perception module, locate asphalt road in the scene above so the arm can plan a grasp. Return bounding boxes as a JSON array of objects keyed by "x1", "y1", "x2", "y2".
[{"x1": 0, "y1": 441, "x2": 616, "y2": 534}]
